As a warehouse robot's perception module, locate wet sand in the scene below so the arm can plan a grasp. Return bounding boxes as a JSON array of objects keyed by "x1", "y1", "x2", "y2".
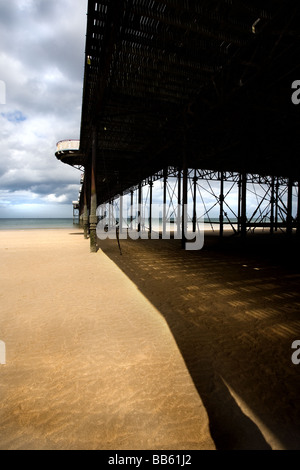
[{"x1": 0, "y1": 229, "x2": 215, "y2": 450}]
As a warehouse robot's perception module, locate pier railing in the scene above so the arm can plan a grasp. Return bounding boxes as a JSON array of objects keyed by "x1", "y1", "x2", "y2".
[{"x1": 56, "y1": 140, "x2": 80, "y2": 153}]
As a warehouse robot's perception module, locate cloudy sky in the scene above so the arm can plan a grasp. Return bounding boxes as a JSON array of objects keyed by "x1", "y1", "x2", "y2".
[{"x1": 0, "y1": 0, "x2": 87, "y2": 218}]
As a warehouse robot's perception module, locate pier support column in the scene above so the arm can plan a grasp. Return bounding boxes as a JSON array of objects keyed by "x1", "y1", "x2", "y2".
[
  {"x1": 119, "y1": 192, "x2": 123, "y2": 235},
  {"x1": 192, "y1": 170, "x2": 197, "y2": 233},
  {"x1": 177, "y1": 168, "x2": 181, "y2": 239},
  {"x1": 138, "y1": 181, "x2": 142, "y2": 233},
  {"x1": 219, "y1": 171, "x2": 224, "y2": 238},
  {"x1": 275, "y1": 177, "x2": 279, "y2": 232},
  {"x1": 89, "y1": 128, "x2": 98, "y2": 252},
  {"x1": 149, "y1": 179, "x2": 153, "y2": 236},
  {"x1": 108, "y1": 200, "x2": 112, "y2": 227},
  {"x1": 297, "y1": 181, "x2": 300, "y2": 237},
  {"x1": 286, "y1": 178, "x2": 293, "y2": 236},
  {"x1": 237, "y1": 175, "x2": 241, "y2": 234},
  {"x1": 83, "y1": 181, "x2": 89, "y2": 239},
  {"x1": 130, "y1": 190, "x2": 134, "y2": 230},
  {"x1": 240, "y1": 172, "x2": 247, "y2": 238},
  {"x1": 182, "y1": 140, "x2": 188, "y2": 249},
  {"x1": 163, "y1": 168, "x2": 168, "y2": 238},
  {"x1": 270, "y1": 176, "x2": 275, "y2": 235}
]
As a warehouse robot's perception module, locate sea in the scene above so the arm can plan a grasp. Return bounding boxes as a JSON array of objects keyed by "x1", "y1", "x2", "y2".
[
  {"x1": 0, "y1": 217, "x2": 239, "y2": 231},
  {"x1": 0, "y1": 218, "x2": 78, "y2": 230}
]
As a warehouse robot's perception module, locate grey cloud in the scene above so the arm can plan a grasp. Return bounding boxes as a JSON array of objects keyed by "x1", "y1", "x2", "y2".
[
  {"x1": 0, "y1": 3, "x2": 16, "y2": 28},
  {"x1": 0, "y1": 0, "x2": 86, "y2": 81},
  {"x1": 0, "y1": 0, "x2": 87, "y2": 215}
]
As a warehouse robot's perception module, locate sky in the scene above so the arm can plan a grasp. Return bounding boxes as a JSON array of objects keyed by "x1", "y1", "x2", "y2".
[{"x1": 0, "y1": 0, "x2": 88, "y2": 218}]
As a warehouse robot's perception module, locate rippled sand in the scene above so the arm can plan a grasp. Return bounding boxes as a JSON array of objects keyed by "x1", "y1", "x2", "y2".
[{"x1": 0, "y1": 229, "x2": 215, "y2": 450}]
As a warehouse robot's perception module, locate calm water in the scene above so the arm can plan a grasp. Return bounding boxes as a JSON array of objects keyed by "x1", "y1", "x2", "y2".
[
  {"x1": 0, "y1": 217, "x2": 240, "y2": 231},
  {"x1": 0, "y1": 218, "x2": 78, "y2": 230}
]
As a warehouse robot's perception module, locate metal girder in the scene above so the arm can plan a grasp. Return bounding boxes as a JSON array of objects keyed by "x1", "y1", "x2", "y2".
[{"x1": 72, "y1": 1, "x2": 300, "y2": 216}]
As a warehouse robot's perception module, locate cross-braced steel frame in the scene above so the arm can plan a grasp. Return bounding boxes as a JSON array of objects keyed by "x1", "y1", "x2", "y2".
[{"x1": 84, "y1": 166, "x2": 300, "y2": 249}]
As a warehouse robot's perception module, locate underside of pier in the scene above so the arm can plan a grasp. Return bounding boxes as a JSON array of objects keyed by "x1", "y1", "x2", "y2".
[{"x1": 56, "y1": 0, "x2": 300, "y2": 249}]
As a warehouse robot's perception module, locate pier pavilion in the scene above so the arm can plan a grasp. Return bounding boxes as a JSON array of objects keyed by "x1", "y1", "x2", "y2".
[{"x1": 55, "y1": 0, "x2": 300, "y2": 252}]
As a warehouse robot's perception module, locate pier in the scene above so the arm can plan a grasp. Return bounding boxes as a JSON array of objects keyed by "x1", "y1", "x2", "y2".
[{"x1": 55, "y1": 1, "x2": 300, "y2": 252}]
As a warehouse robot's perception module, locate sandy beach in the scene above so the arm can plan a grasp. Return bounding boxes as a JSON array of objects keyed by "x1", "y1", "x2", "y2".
[
  {"x1": 1, "y1": 227, "x2": 300, "y2": 450},
  {"x1": 0, "y1": 228, "x2": 214, "y2": 450}
]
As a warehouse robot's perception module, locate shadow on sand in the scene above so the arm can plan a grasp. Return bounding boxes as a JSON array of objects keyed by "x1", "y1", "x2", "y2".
[{"x1": 97, "y1": 231, "x2": 300, "y2": 450}]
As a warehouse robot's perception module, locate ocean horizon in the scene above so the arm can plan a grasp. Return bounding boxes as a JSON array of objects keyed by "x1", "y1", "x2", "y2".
[
  {"x1": 0, "y1": 218, "x2": 78, "y2": 230},
  {"x1": 0, "y1": 217, "x2": 241, "y2": 231}
]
